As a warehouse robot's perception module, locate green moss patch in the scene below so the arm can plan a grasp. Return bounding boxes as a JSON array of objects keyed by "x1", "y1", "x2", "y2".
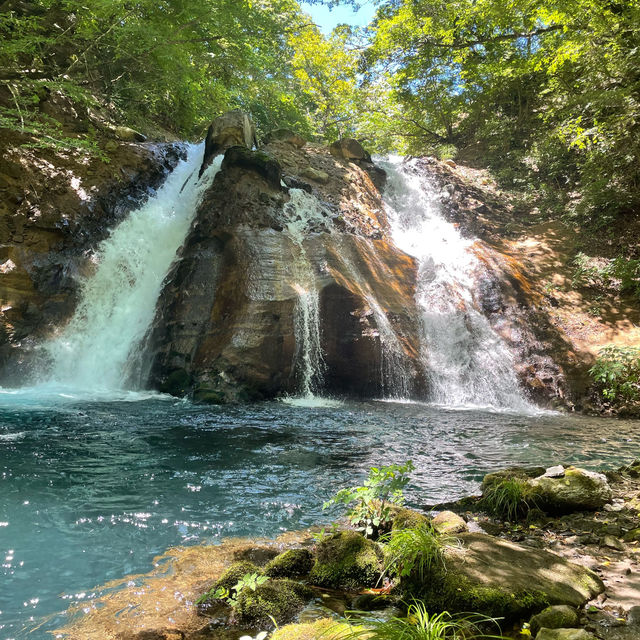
[
  {"x1": 308, "y1": 531, "x2": 383, "y2": 591},
  {"x1": 264, "y1": 548, "x2": 314, "y2": 578}
]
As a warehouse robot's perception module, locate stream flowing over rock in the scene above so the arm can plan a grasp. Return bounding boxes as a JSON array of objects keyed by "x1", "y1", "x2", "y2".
[{"x1": 0, "y1": 110, "x2": 604, "y2": 407}]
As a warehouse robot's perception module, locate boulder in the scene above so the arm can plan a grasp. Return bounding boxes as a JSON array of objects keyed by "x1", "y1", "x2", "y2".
[
  {"x1": 391, "y1": 507, "x2": 430, "y2": 530},
  {"x1": 529, "y1": 467, "x2": 613, "y2": 513},
  {"x1": 235, "y1": 578, "x2": 313, "y2": 628},
  {"x1": 264, "y1": 129, "x2": 306, "y2": 148},
  {"x1": 535, "y1": 630, "x2": 595, "y2": 640},
  {"x1": 199, "y1": 110, "x2": 257, "y2": 177},
  {"x1": 308, "y1": 531, "x2": 383, "y2": 591},
  {"x1": 411, "y1": 533, "x2": 604, "y2": 620},
  {"x1": 264, "y1": 548, "x2": 314, "y2": 578},
  {"x1": 530, "y1": 605, "x2": 580, "y2": 635},
  {"x1": 329, "y1": 138, "x2": 372, "y2": 163},
  {"x1": 431, "y1": 510, "x2": 468, "y2": 535}
]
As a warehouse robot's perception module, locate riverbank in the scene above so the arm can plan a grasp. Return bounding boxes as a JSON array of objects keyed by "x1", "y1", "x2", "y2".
[{"x1": 54, "y1": 458, "x2": 640, "y2": 640}]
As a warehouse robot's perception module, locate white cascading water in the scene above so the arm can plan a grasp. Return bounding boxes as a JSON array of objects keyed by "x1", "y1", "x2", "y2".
[
  {"x1": 381, "y1": 156, "x2": 533, "y2": 410},
  {"x1": 43, "y1": 144, "x2": 223, "y2": 391},
  {"x1": 280, "y1": 188, "x2": 327, "y2": 398}
]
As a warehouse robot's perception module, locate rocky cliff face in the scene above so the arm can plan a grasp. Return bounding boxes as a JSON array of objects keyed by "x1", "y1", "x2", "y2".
[
  {"x1": 146, "y1": 139, "x2": 424, "y2": 402},
  {"x1": 0, "y1": 98, "x2": 183, "y2": 383}
]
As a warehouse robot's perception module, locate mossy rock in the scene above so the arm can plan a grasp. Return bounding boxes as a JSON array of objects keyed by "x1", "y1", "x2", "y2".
[
  {"x1": 193, "y1": 385, "x2": 226, "y2": 405},
  {"x1": 407, "y1": 533, "x2": 603, "y2": 621},
  {"x1": 391, "y1": 506, "x2": 430, "y2": 530},
  {"x1": 530, "y1": 605, "x2": 579, "y2": 635},
  {"x1": 535, "y1": 630, "x2": 595, "y2": 640},
  {"x1": 264, "y1": 548, "x2": 314, "y2": 578},
  {"x1": 308, "y1": 531, "x2": 383, "y2": 591},
  {"x1": 234, "y1": 578, "x2": 313, "y2": 627},
  {"x1": 431, "y1": 510, "x2": 468, "y2": 534},
  {"x1": 214, "y1": 561, "x2": 261, "y2": 592},
  {"x1": 271, "y1": 618, "x2": 366, "y2": 640},
  {"x1": 528, "y1": 467, "x2": 613, "y2": 513},
  {"x1": 161, "y1": 369, "x2": 192, "y2": 396}
]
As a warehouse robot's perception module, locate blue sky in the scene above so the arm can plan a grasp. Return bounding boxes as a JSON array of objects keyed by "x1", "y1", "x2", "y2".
[{"x1": 300, "y1": 1, "x2": 377, "y2": 33}]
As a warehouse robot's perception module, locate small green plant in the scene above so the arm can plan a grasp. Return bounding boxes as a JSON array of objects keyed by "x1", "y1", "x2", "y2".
[
  {"x1": 381, "y1": 523, "x2": 448, "y2": 584},
  {"x1": 590, "y1": 345, "x2": 640, "y2": 402},
  {"x1": 480, "y1": 478, "x2": 537, "y2": 522},
  {"x1": 323, "y1": 461, "x2": 415, "y2": 538},
  {"x1": 311, "y1": 522, "x2": 340, "y2": 543},
  {"x1": 196, "y1": 572, "x2": 269, "y2": 607},
  {"x1": 342, "y1": 603, "x2": 505, "y2": 639}
]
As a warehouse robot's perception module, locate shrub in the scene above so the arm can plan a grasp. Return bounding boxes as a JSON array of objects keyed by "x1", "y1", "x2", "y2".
[
  {"x1": 590, "y1": 345, "x2": 640, "y2": 403},
  {"x1": 381, "y1": 523, "x2": 447, "y2": 584},
  {"x1": 323, "y1": 461, "x2": 415, "y2": 538}
]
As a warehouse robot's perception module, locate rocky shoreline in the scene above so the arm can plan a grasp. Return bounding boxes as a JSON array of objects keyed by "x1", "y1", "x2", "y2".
[{"x1": 56, "y1": 459, "x2": 640, "y2": 640}]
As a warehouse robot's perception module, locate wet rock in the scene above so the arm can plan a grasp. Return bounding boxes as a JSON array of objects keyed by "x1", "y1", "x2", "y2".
[
  {"x1": 147, "y1": 139, "x2": 424, "y2": 402},
  {"x1": 221, "y1": 146, "x2": 282, "y2": 191},
  {"x1": 200, "y1": 110, "x2": 257, "y2": 177},
  {"x1": 410, "y1": 533, "x2": 604, "y2": 620},
  {"x1": 431, "y1": 511, "x2": 468, "y2": 534},
  {"x1": 535, "y1": 630, "x2": 595, "y2": 640},
  {"x1": 264, "y1": 129, "x2": 306, "y2": 148},
  {"x1": 308, "y1": 531, "x2": 383, "y2": 591},
  {"x1": 233, "y1": 546, "x2": 280, "y2": 566},
  {"x1": 529, "y1": 467, "x2": 613, "y2": 514},
  {"x1": 235, "y1": 578, "x2": 313, "y2": 628},
  {"x1": 530, "y1": 605, "x2": 580, "y2": 635},
  {"x1": 119, "y1": 630, "x2": 184, "y2": 640},
  {"x1": 264, "y1": 549, "x2": 314, "y2": 578}
]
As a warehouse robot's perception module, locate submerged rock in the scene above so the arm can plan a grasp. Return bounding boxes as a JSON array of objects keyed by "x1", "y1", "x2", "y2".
[
  {"x1": 411, "y1": 532, "x2": 604, "y2": 620},
  {"x1": 308, "y1": 531, "x2": 383, "y2": 591}
]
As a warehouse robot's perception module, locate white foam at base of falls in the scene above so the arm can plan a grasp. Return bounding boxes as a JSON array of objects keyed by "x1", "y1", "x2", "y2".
[
  {"x1": 381, "y1": 156, "x2": 534, "y2": 411},
  {"x1": 42, "y1": 145, "x2": 223, "y2": 391}
]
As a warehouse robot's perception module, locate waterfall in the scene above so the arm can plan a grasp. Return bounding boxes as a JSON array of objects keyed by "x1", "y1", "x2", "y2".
[
  {"x1": 280, "y1": 189, "x2": 327, "y2": 397},
  {"x1": 43, "y1": 144, "x2": 223, "y2": 392},
  {"x1": 381, "y1": 157, "x2": 532, "y2": 410}
]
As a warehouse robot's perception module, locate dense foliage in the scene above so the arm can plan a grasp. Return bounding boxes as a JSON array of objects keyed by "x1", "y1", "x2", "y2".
[
  {"x1": 3, "y1": 0, "x2": 640, "y2": 228},
  {"x1": 360, "y1": 0, "x2": 640, "y2": 226},
  {"x1": 0, "y1": 0, "x2": 349, "y2": 143}
]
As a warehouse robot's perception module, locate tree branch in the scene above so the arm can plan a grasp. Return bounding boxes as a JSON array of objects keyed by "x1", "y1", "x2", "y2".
[{"x1": 421, "y1": 24, "x2": 566, "y2": 50}]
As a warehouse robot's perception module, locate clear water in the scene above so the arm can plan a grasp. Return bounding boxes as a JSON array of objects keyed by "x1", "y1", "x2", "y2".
[
  {"x1": 381, "y1": 157, "x2": 533, "y2": 410},
  {"x1": 1, "y1": 394, "x2": 638, "y2": 639}
]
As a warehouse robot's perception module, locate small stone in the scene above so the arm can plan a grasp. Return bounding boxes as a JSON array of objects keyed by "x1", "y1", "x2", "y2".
[
  {"x1": 602, "y1": 535, "x2": 625, "y2": 551},
  {"x1": 431, "y1": 511, "x2": 468, "y2": 535},
  {"x1": 623, "y1": 528, "x2": 640, "y2": 542},
  {"x1": 544, "y1": 465, "x2": 566, "y2": 478},
  {"x1": 628, "y1": 605, "x2": 640, "y2": 626}
]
